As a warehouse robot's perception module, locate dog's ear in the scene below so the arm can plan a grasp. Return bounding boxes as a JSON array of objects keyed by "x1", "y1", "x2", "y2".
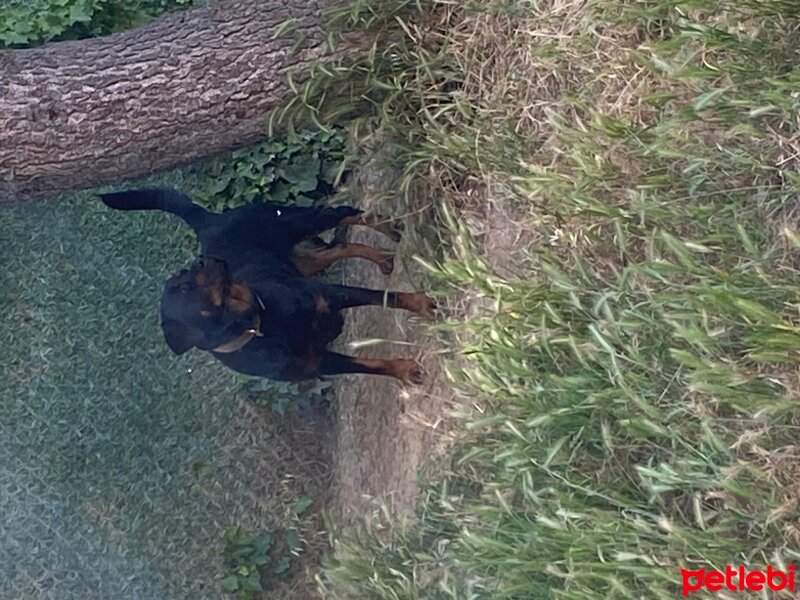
[{"x1": 161, "y1": 317, "x2": 203, "y2": 355}]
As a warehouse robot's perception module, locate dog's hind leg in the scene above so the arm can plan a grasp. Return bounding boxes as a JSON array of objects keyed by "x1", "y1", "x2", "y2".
[
  {"x1": 318, "y1": 284, "x2": 436, "y2": 318},
  {"x1": 319, "y1": 351, "x2": 424, "y2": 384},
  {"x1": 279, "y1": 205, "x2": 404, "y2": 243},
  {"x1": 291, "y1": 240, "x2": 395, "y2": 276}
]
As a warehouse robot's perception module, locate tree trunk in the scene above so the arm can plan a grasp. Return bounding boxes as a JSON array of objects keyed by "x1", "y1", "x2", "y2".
[{"x1": 0, "y1": 0, "x2": 355, "y2": 203}]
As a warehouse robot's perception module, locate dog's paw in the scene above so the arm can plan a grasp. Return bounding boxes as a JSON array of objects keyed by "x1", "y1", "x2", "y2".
[
  {"x1": 394, "y1": 359, "x2": 426, "y2": 385},
  {"x1": 405, "y1": 293, "x2": 436, "y2": 319},
  {"x1": 379, "y1": 256, "x2": 395, "y2": 275},
  {"x1": 386, "y1": 219, "x2": 404, "y2": 243},
  {"x1": 419, "y1": 295, "x2": 437, "y2": 319}
]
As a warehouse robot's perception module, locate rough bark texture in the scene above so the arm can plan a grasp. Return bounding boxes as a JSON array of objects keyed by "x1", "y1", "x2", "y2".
[{"x1": 0, "y1": 0, "x2": 350, "y2": 203}]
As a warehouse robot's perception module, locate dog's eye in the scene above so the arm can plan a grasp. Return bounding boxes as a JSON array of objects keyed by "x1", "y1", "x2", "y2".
[
  {"x1": 196, "y1": 258, "x2": 205, "y2": 268},
  {"x1": 180, "y1": 283, "x2": 190, "y2": 294}
]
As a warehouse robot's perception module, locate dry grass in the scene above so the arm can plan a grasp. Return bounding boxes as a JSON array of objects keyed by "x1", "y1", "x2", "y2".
[{"x1": 283, "y1": 0, "x2": 800, "y2": 598}]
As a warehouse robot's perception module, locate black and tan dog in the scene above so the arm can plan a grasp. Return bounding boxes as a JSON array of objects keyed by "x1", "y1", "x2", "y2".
[
  {"x1": 159, "y1": 255, "x2": 433, "y2": 383},
  {"x1": 100, "y1": 188, "x2": 434, "y2": 383},
  {"x1": 101, "y1": 188, "x2": 401, "y2": 278}
]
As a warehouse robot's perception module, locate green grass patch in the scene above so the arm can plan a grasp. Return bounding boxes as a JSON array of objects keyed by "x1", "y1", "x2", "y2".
[
  {"x1": 0, "y1": 128, "x2": 344, "y2": 598},
  {"x1": 307, "y1": 0, "x2": 800, "y2": 598},
  {"x1": 0, "y1": 191, "x2": 240, "y2": 598}
]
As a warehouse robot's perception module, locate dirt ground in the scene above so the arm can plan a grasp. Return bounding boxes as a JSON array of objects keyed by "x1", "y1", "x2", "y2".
[{"x1": 325, "y1": 221, "x2": 454, "y2": 524}]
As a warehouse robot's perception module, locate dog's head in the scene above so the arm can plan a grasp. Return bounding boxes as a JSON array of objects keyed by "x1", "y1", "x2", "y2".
[{"x1": 160, "y1": 256, "x2": 258, "y2": 354}]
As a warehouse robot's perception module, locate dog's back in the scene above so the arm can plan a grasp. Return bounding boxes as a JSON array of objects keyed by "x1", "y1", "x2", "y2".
[
  {"x1": 100, "y1": 188, "x2": 371, "y2": 282},
  {"x1": 100, "y1": 188, "x2": 303, "y2": 275}
]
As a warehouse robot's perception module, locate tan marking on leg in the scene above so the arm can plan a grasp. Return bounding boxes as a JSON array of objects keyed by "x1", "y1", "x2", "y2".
[
  {"x1": 349, "y1": 356, "x2": 425, "y2": 384},
  {"x1": 396, "y1": 292, "x2": 437, "y2": 318},
  {"x1": 292, "y1": 241, "x2": 394, "y2": 276},
  {"x1": 291, "y1": 241, "x2": 334, "y2": 276},
  {"x1": 325, "y1": 242, "x2": 393, "y2": 274}
]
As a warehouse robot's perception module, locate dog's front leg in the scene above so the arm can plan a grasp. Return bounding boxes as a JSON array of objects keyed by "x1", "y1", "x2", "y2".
[
  {"x1": 318, "y1": 284, "x2": 436, "y2": 318},
  {"x1": 319, "y1": 351, "x2": 424, "y2": 384}
]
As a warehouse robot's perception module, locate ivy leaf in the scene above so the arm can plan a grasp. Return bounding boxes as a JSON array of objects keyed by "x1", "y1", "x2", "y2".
[
  {"x1": 242, "y1": 572, "x2": 263, "y2": 592},
  {"x1": 286, "y1": 527, "x2": 302, "y2": 551},
  {"x1": 292, "y1": 496, "x2": 313, "y2": 515},
  {"x1": 235, "y1": 161, "x2": 258, "y2": 179},
  {"x1": 252, "y1": 533, "x2": 274, "y2": 554},
  {"x1": 280, "y1": 155, "x2": 320, "y2": 192},
  {"x1": 260, "y1": 140, "x2": 285, "y2": 155},
  {"x1": 69, "y1": 2, "x2": 94, "y2": 23},
  {"x1": 258, "y1": 166, "x2": 276, "y2": 185},
  {"x1": 221, "y1": 575, "x2": 239, "y2": 592},
  {"x1": 0, "y1": 29, "x2": 30, "y2": 45},
  {"x1": 294, "y1": 194, "x2": 314, "y2": 207},
  {"x1": 223, "y1": 526, "x2": 240, "y2": 543},
  {"x1": 210, "y1": 176, "x2": 231, "y2": 195},
  {"x1": 272, "y1": 556, "x2": 291, "y2": 575},
  {"x1": 268, "y1": 180, "x2": 293, "y2": 203},
  {"x1": 321, "y1": 158, "x2": 342, "y2": 185}
]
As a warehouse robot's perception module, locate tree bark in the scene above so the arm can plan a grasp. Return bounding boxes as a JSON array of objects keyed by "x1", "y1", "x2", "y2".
[{"x1": 0, "y1": 0, "x2": 354, "y2": 203}]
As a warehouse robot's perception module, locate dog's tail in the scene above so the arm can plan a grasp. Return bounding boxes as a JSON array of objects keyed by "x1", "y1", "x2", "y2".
[{"x1": 99, "y1": 188, "x2": 210, "y2": 232}]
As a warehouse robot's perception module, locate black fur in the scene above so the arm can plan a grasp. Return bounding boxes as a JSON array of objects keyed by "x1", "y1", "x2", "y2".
[{"x1": 100, "y1": 188, "x2": 361, "y2": 278}]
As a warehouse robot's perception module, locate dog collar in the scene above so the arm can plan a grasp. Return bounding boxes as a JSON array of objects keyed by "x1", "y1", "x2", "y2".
[{"x1": 212, "y1": 293, "x2": 265, "y2": 354}]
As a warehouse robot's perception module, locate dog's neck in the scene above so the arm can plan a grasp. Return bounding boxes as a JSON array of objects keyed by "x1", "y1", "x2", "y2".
[{"x1": 212, "y1": 289, "x2": 265, "y2": 354}]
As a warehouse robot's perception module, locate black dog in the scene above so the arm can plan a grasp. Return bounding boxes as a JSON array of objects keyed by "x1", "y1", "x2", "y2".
[
  {"x1": 100, "y1": 188, "x2": 400, "y2": 278},
  {"x1": 100, "y1": 189, "x2": 434, "y2": 383},
  {"x1": 159, "y1": 255, "x2": 433, "y2": 383}
]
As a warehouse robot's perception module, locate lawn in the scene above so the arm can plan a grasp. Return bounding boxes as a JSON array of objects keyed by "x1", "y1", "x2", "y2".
[{"x1": 0, "y1": 188, "x2": 328, "y2": 599}]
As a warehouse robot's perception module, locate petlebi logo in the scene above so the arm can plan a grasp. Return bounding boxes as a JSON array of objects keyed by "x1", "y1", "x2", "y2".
[{"x1": 681, "y1": 565, "x2": 797, "y2": 596}]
